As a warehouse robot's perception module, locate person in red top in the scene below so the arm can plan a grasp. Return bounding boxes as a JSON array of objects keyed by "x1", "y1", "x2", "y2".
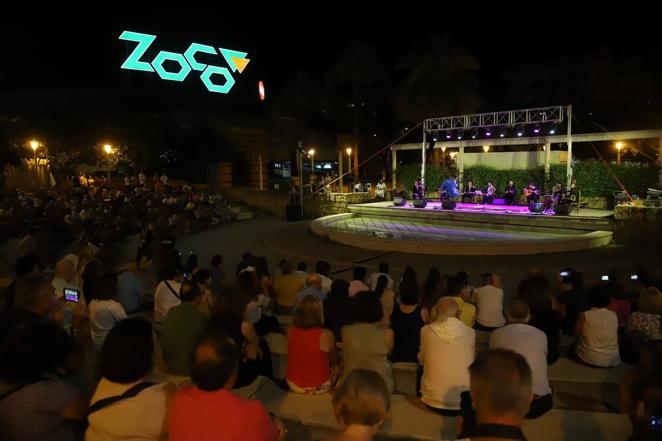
[
  {"x1": 169, "y1": 332, "x2": 285, "y2": 441},
  {"x1": 286, "y1": 295, "x2": 338, "y2": 394}
]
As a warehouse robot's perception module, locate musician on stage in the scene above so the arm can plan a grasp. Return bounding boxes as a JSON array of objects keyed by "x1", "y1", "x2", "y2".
[
  {"x1": 462, "y1": 180, "x2": 477, "y2": 203},
  {"x1": 438, "y1": 176, "x2": 459, "y2": 201},
  {"x1": 412, "y1": 178, "x2": 426, "y2": 200},
  {"x1": 524, "y1": 182, "x2": 540, "y2": 203},
  {"x1": 483, "y1": 182, "x2": 496, "y2": 205},
  {"x1": 504, "y1": 180, "x2": 518, "y2": 205}
]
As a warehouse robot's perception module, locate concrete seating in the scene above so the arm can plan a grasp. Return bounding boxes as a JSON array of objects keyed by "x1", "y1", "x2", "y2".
[
  {"x1": 264, "y1": 332, "x2": 288, "y2": 380},
  {"x1": 548, "y1": 357, "x2": 633, "y2": 384},
  {"x1": 391, "y1": 362, "x2": 418, "y2": 396},
  {"x1": 251, "y1": 378, "x2": 632, "y2": 441}
]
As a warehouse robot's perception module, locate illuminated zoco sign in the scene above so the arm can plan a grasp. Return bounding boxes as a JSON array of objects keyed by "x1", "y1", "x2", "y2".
[{"x1": 119, "y1": 31, "x2": 250, "y2": 94}]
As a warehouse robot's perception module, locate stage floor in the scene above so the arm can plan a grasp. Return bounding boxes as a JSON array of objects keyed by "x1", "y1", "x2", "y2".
[{"x1": 310, "y1": 201, "x2": 614, "y2": 256}]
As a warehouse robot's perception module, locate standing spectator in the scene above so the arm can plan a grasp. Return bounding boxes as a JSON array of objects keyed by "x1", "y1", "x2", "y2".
[
  {"x1": 209, "y1": 254, "x2": 225, "y2": 295},
  {"x1": 374, "y1": 275, "x2": 395, "y2": 326},
  {"x1": 390, "y1": 279, "x2": 425, "y2": 363},
  {"x1": 521, "y1": 275, "x2": 562, "y2": 364},
  {"x1": 340, "y1": 292, "x2": 394, "y2": 395},
  {"x1": 161, "y1": 281, "x2": 209, "y2": 375},
  {"x1": 348, "y1": 266, "x2": 369, "y2": 297},
  {"x1": 89, "y1": 273, "x2": 127, "y2": 351},
  {"x1": 490, "y1": 299, "x2": 552, "y2": 418},
  {"x1": 273, "y1": 261, "x2": 304, "y2": 315},
  {"x1": 0, "y1": 319, "x2": 89, "y2": 441},
  {"x1": 328, "y1": 369, "x2": 391, "y2": 441},
  {"x1": 367, "y1": 262, "x2": 394, "y2": 291},
  {"x1": 87, "y1": 317, "x2": 174, "y2": 441},
  {"x1": 472, "y1": 273, "x2": 506, "y2": 331},
  {"x1": 315, "y1": 260, "x2": 333, "y2": 294},
  {"x1": 574, "y1": 285, "x2": 621, "y2": 367},
  {"x1": 324, "y1": 279, "x2": 355, "y2": 342},
  {"x1": 295, "y1": 262, "x2": 308, "y2": 285},
  {"x1": 419, "y1": 298, "x2": 475, "y2": 414},
  {"x1": 286, "y1": 296, "x2": 338, "y2": 394},
  {"x1": 168, "y1": 333, "x2": 284, "y2": 441},
  {"x1": 446, "y1": 276, "x2": 476, "y2": 328},
  {"x1": 153, "y1": 265, "x2": 181, "y2": 325},
  {"x1": 115, "y1": 262, "x2": 144, "y2": 314}
]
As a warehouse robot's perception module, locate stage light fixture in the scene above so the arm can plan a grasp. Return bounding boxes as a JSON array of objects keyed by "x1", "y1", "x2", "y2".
[
  {"x1": 548, "y1": 122, "x2": 558, "y2": 134},
  {"x1": 484, "y1": 127, "x2": 492, "y2": 137},
  {"x1": 498, "y1": 127, "x2": 508, "y2": 138},
  {"x1": 470, "y1": 128, "x2": 479, "y2": 139},
  {"x1": 516, "y1": 125, "x2": 524, "y2": 137},
  {"x1": 533, "y1": 124, "x2": 541, "y2": 135},
  {"x1": 456, "y1": 130, "x2": 464, "y2": 140},
  {"x1": 445, "y1": 131, "x2": 453, "y2": 139}
]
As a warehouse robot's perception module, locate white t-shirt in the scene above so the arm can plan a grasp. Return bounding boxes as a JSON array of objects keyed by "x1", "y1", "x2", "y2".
[
  {"x1": 367, "y1": 272, "x2": 394, "y2": 291},
  {"x1": 376, "y1": 182, "x2": 387, "y2": 198},
  {"x1": 472, "y1": 285, "x2": 506, "y2": 328},
  {"x1": 89, "y1": 299, "x2": 127, "y2": 350},
  {"x1": 153, "y1": 280, "x2": 182, "y2": 324},
  {"x1": 490, "y1": 323, "x2": 551, "y2": 396},
  {"x1": 576, "y1": 308, "x2": 620, "y2": 367},
  {"x1": 86, "y1": 378, "x2": 168, "y2": 441},
  {"x1": 319, "y1": 274, "x2": 333, "y2": 294},
  {"x1": 419, "y1": 317, "x2": 475, "y2": 410}
]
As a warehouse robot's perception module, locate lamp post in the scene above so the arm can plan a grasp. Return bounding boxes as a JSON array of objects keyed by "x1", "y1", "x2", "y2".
[
  {"x1": 345, "y1": 147, "x2": 352, "y2": 191},
  {"x1": 103, "y1": 144, "x2": 114, "y2": 183},
  {"x1": 29, "y1": 140, "x2": 40, "y2": 187},
  {"x1": 308, "y1": 149, "x2": 315, "y2": 179},
  {"x1": 615, "y1": 142, "x2": 623, "y2": 165},
  {"x1": 441, "y1": 146, "x2": 446, "y2": 168}
]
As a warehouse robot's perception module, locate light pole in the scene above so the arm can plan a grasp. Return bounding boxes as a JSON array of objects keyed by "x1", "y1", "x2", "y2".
[
  {"x1": 29, "y1": 140, "x2": 40, "y2": 187},
  {"x1": 103, "y1": 144, "x2": 114, "y2": 183},
  {"x1": 441, "y1": 146, "x2": 446, "y2": 168},
  {"x1": 308, "y1": 149, "x2": 315, "y2": 181},
  {"x1": 345, "y1": 147, "x2": 352, "y2": 191},
  {"x1": 615, "y1": 142, "x2": 623, "y2": 165}
]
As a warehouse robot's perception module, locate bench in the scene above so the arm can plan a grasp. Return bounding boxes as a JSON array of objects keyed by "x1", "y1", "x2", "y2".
[{"x1": 250, "y1": 378, "x2": 631, "y2": 441}]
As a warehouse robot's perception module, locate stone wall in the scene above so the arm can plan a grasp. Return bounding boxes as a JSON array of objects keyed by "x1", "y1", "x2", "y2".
[
  {"x1": 220, "y1": 188, "x2": 372, "y2": 219},
  {"x1": 614, "y1": 204, "x2": 662, "y2": 247}
]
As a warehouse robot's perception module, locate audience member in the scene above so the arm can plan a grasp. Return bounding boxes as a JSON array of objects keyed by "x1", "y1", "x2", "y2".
[
  {"x1": 446, "y1": 276, "x2": 476, "y2": 328},
  {"x1": 324, "y1": 279, "x2": 355, "y2": 342},
  {"x1": 153, "y1": 265, "x2": 182, "y2": 325},
  {"x1": 390, "y1": 279, "x2": 425, "y2": 363},
  {"x1": 89, "y1": 273, "x2": 127, "y2": 351},
  {"x1": 209, "y1": 254, "x2": 225, "y2": 294},
  {"x1": 374, "y1": 275, "x2": 395, "y2": 325},
  {"x1": 273, "y1": 261, "x2": 303, "y2": 315},
  {"x1": 574, "y1": 285, "x2": 621, "y2": 367},
  {"x1": 472, "y1": 273, "x2": 506, "y2": 331},
  {"x1": 295, "y1": 273, "x2": 327, "y2": 304},
  {"x1": 348, "y1": 266, "x2": 369, "y2": 297},
  {"x1": 557, "y1": 271, "x2": 588, "y2": 336},
  {"x1": 115, "y1": 262, "x2": 145, "y2": 314},
  {"x1": 367, "y1": 262, "x2": 394, "y2": 291},
  {"x1": 315, "y1": 260, "x2": 333, "y2": 294},
  {"x1": 295, "y1": 261, "x2": 308, "y2": 284},
  {"x1": 520, "y1": 275, "x2": 562, "y2": 364}
]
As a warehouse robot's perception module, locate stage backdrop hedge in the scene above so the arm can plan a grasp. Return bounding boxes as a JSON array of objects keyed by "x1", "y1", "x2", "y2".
[{"x1": 398, "y1": 161, "x2": 657, "y2": 197}]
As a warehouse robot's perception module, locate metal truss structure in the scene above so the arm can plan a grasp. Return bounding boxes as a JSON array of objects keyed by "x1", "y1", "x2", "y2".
[{"x1": 423, "y1": 106, "x2": 566, "y2": 132}]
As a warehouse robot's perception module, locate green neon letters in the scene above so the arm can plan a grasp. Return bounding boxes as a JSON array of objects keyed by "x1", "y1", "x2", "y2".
[{"x1": 119, "y1": 31, "x2": 249, "y2": 94}]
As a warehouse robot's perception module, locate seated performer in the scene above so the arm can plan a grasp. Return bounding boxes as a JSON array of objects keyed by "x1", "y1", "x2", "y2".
[
  {"x1": 524, "y1": 182, "x2": 540, "y2": 203},
  {"x1": 438, "y1": 176, "x2": 459, "y2": 201},
  {"x1": 504, "y1": 181, "x2": 518, "y2": 205},
  {"x1": 412, "y1": 178, "x2": 426, "y2": 200},
  {"x1": 483, "y1": 182, "x2": 496, "y2": 205},
  {"x1": 462, "y1": 181, "x2": 477, "y2": 203}
]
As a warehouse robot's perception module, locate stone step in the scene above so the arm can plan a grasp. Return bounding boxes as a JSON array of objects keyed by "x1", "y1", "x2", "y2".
[{"x1": 235, "y1": 212, "x2": 254, "y2": 221}]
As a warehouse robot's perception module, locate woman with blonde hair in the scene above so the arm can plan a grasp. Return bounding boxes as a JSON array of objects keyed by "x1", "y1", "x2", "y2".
[
  {"x1": 286, "y1": 295, "x2": 338, "y2": 394},
  {"x1": 327, "y1": 368, "x2": 391, "y2": 441}
]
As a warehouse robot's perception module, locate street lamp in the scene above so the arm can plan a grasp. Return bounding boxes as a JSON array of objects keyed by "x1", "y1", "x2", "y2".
[
  {"x1": 441, "y1": 146, "x2": 447, "y2": 168},
  {"x1": 103, "y1": 144, "x2": 114, "y2": 182},
  {"x1": 345, "y1": 147, "x2": 353, "y2": 183},
  {"x1": 615, "y1": 142, "x2": 624, "y2": 165},
  {"x1": 308, "y1": 148, "x2": 316, "y2": 177},
  {"x1": 29, "y1": 140, "x2": 40, "y2": 186}
]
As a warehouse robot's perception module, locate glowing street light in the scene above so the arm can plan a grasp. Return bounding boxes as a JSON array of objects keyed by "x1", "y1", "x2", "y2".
[
  {"x1": 615, "y1": 142, "x2": 624, "y2": 165},
  {"x1": 308, "y1": 149, "x2": 316, "y2": 176},
  {"x1": 345, "y1": 147, "x2": 353, "y2": 177},
  {"x1": 28, "y1": 140, "x2": 41, "y2": 187},
  {"x1": 483, "y1": 145, "x2": 490, "y2": 153},
  {"x1": 103, "y1": 143, "x2": 115, "y2": 181}
]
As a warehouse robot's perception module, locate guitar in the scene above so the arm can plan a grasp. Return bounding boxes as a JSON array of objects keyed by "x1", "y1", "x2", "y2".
[{"x1": 523, "y1": 187, "x2": 540, "y2": 197}]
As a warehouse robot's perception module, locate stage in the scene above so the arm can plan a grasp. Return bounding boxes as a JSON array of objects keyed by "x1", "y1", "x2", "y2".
[{"x1": 310, "y1": 201, "x2": 614, "y2": 256}]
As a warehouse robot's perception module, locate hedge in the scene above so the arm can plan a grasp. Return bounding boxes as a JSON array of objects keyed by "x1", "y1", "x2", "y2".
[{"x1": 398, "y1": 161, "x2": 658, "y2": 197}]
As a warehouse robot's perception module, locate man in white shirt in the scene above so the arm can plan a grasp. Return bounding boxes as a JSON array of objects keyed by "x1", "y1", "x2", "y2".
[
  {"x1": 471, "y1": 273, "x2": 506, "y2": 331},
  {"x1": 153, "y1": 266, "x2": 182, "y2": 325},
  {"x1": 489, "y1": 299, "x2": 552, "y2": 418},
  {"x1": 375, "y1": 179, "x2": 387, "y2": 199},
  {"x1": 315, "y1": 260, "x2": 333, "y2": 294},
  {"x1": 295, "y1": 262, "x2": 308, "y2": 285},
  {"x1": 366, "y1": 262, "x2": 394, "y2": 291},
  {"x1": 419, "y1": 297, "x2": 475, "y2": 414},
  {"x1": 348, "y1": 266, "x2": 370, "y2": 297}
]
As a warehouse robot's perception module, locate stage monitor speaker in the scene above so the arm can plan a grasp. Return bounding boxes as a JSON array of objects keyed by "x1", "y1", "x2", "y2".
[
  {"x1": 286, "y1": 204, "x2": 302, "y2": 221},
  {"x1": 442, "y1": 200, "x2": 456, "y2": 210},
  {"x1": 528, "y1": 202, "x2": 545, "y2": 213},
  {"x1": 412, "y1": 199, "x2": 427, "y2": 208},
  {"x1": 393, "y1": 197, "x2": 407, "y2": 206},
  {"x1": 554, "y1": 203, "x2": 570, "y2": 215}
]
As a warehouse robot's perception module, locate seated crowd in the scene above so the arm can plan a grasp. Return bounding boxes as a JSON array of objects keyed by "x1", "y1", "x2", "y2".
[{"x1": 1, "y1": 238, "x2": 661, "y2": 441}]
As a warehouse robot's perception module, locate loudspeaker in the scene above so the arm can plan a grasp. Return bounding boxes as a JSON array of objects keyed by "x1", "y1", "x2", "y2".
[
  {"x1": 393, "y1": 197, "x2": 407, "y2": 206},
  {"x1": 528, "y1": 202, "x2": 545, "y2": 213},
  {"x1": 442, "y1": 200, "x2": 456, "y2": 210},
  {"x1": 286, "y1": 204, "x2": 302, "y2": 221},
  {"x1": 554, "y1": 203, "x2": 570, "y2": 215},
  {"x1": 413, "y1": 199, "x2": 427, "y2": 208}
]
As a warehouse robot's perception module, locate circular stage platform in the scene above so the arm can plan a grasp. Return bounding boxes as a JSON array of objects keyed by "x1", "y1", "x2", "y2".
[{"x1": 310, "y1": 201, "x2": 614, "y2": 256}]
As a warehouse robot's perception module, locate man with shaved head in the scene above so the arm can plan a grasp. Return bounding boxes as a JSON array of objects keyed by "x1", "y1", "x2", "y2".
[
  {"x1": 418, "y1": 297, "x2": 476, "y2": 415},
  {"x1": 295, "y1": 272, "x2": 326, "y2": 304},
  {"x1": 169, "y1": 332, "x2": 284, "y2": 441}
]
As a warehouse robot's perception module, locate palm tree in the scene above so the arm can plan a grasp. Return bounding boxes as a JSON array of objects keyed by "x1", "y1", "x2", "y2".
[
  {"x1": 326, "y1": 41, "x2": 389, "y2": 178},
  {"x1": 393, "y1": 34, "x2": 481, "y2": 124}
]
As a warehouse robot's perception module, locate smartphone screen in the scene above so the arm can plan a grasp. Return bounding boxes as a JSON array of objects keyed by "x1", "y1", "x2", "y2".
[
  {"x1": 601, "y1": 275, "x2": 609, "y2": 281},
  {"x1": 64, "y1": 288, "x2": 80, "y2": 303},
  {"x1": 560, "y1": 271, "x2": 569, "y2": 277},
  {"x1": 631, "y1": 274, "x2": 639, "y2": 280}
]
